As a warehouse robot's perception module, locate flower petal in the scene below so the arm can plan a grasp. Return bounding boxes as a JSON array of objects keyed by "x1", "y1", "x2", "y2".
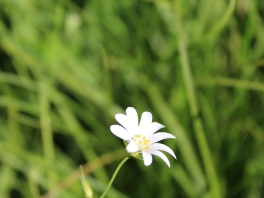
[
  {"x1": 146, "y1": 122, "x2": 165, "y2": 136},
  {"x1": 139, "y1": 112, "x2": 152, "y2": 132},
  {"x1": 115, "y1": 114, "x2": 130, "y2": 130},
  {"x1": 151, "y1": 150, "x2": 171, "y2": 167},
  {"x1": 142, "y1": 151, "x2": 153, "y2": 166},
  {"x1": 151, "y1": 143, "x2": 176, "y2": 159},
  {"x1": 149, "y1": 132, "x2": 176, "y2": 144},
  {"x1": 126, "y1": 141, "x2": 139, "y2": 153},
  {"x1": 110, "y1": 125, "x2": 131, "y2": 141},
  {"x1": 126, "y1": 107, "x2": 138, "y2": 129}
]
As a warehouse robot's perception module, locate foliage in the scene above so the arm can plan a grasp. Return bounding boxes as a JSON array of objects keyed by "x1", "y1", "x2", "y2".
[{"x1": 0, "y1": 0, "x2": 264, "y2": 197}]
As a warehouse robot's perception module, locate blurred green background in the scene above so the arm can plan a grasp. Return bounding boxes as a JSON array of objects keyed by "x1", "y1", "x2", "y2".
[{"x1": 1, "y1": 0, "x2": 264, "y2": 197}]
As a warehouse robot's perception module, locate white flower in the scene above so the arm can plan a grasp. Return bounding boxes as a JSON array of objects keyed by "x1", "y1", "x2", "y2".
[{"x1": 110, "y1": 107, "x2": 176, "y2": 167}]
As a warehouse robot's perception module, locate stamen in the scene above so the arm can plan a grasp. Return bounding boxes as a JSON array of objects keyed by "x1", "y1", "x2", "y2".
[{"x1": 133, "y1": 134, "x2": 150, "y2": 151}]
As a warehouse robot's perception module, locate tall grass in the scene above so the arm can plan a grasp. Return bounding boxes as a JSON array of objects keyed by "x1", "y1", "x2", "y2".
[{"x1": 0, "y1": 0, "x2": 264, "y2": 197}]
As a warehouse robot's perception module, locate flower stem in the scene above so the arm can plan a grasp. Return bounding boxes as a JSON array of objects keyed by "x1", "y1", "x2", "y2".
[{"x1": 99, "y1": 156, "x2": 129, "y2": 198}]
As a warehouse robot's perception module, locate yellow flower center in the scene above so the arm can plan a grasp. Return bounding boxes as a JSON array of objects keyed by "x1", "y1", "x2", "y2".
[{"x1": 132, "y1": 134, "x2": 150, "y2": 151}]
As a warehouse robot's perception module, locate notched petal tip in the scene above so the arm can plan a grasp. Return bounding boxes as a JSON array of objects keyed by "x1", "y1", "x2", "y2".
[{"x1": 115, "y1": 114, "x2": 130, "y2": 129}]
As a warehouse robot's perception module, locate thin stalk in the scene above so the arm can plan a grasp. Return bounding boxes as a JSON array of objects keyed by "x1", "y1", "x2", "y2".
[
  {"x1": 205, "y1": 0, "x2": 236, "y2": 41},
  {"x1": 173, "y1": 1, "x2": 222, "y2": 198},
  {"x1": 40, "y1": 80, "x2": 57, "y2": 189},
  {"x1": 99, "y1": 156, "x2": 129, "y2": 198}
]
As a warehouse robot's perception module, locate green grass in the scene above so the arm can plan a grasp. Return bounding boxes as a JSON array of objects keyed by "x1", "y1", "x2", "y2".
[{"x1": 1, "y1": 0, "x2": 264, "y2": 197}]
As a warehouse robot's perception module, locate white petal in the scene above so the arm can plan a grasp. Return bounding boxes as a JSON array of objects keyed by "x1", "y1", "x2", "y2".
[
  {"x1": 110, "y1": 125, "x2": 131, "y2": 141},
  {"x1": 142, "y1": 151, "x2": 153, "y2": 166},
  {"x1": 126, "y1": 141, "x2": 139, "y2": 153},
  {"x1": 151, "y1": 150, "x2": 171, "y2": 167},
  {"x1": 126, "y1": 107, "x2": 138, "y2": 128},
  {"x1": 115, "y1": 114, "x2": 130, "y2": 130},
  {"x1": 146, "y1": 122, "x2": 165, "y2": 136},
  {"x1": 151, "y1": 143, "x2": 176, "y2": 159},
  {"x1": 139, "y1": 112, "x2": 152, "y2": 132},
  {"x1": 149, "y1": 132, "x2": 176, "y2": 144}
]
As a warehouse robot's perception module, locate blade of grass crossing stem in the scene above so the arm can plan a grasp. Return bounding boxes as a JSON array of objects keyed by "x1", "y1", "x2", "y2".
[{"x1": 173, "y1": 1, "x2": 222, "y2": 197}]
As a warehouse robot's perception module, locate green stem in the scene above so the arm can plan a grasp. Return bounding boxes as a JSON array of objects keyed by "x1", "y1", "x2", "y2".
[
  {"x1": 99, "y1": 156, "x2": 129, "y2": 198},
  {"x1": 205, "y1": 0, "x2": 236, "y2": 41},
  {"x1": 40, "y1": 80, "x2": 57, "y2": 189}
]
